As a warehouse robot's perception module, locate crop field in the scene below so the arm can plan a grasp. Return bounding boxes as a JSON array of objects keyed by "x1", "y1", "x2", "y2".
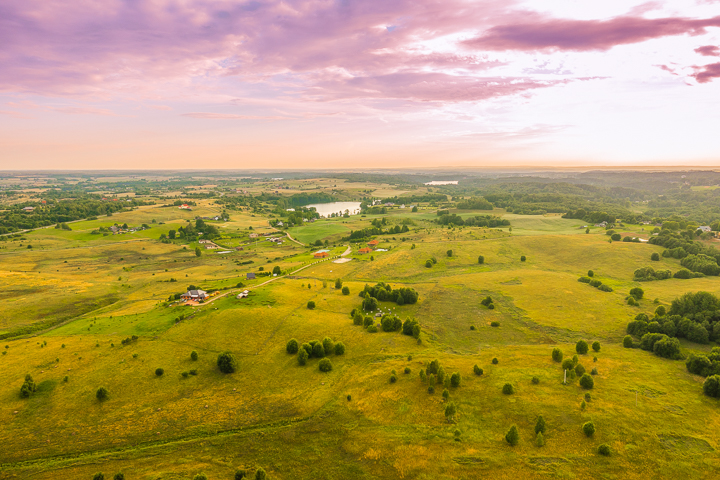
[{"x1": 1, "y1": 183, "x2": 720, "y2": 480}]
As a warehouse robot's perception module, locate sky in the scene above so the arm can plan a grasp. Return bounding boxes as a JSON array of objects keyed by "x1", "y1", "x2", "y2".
[{"x1": 1, "y1": 0, "x2": 720, "y2": 170}]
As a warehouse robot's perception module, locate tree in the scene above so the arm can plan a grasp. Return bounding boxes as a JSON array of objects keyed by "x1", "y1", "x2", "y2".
[
  {"x1": 492, "y1": 357, "x2": 499, "y2": 365},
  {"x1": 575, "y1": 364, "x2": 586, "y2": 376},
  {"x1": 502, "y1": 383, "x2": 514, "y2": 394},
  {"x1": 217, "y1": 352, "x2": 238, "y2": 373},
  {"x1": 505, "y1": 425, "x2": 519, "y2": 446},
  {"x1": 195, "y1": 247, "x2": 202, "y2": 257},
  {"x1": 272, "y1": 266, "x2": 281, "y2": 275},
  {"x1": 297, "y1": 348, "x2": 308, "y2": 366},
  {"x1": 447, "y1": 249, "x2": 453, "y2": 257},
  {"x1": 255, "y1": 468, "x2": 267, "y2": 480},
  {"x1": 191, "y1": 350, "x2": 199, "y2": 361},
  {"x1": 194, "y1": 474, "x2": 208, "y2": 480},
  {"x1": 427, "y1": 359, "x2": 440, "y2": 375},
  {"x1": 425, "y1": 259, "x2": 433, "y2": 268},
  {"x1": 322, "y1": 337, "x2": 334, "y2": 355},
  {"x1": 436, "y1": 366, "x2": 446, "y2": 385},
  {"x1": 588, "y1": 270, "x2": 594, "y2": 277},
  {"x1": 450, "y1": 372, "x2": 461, "y2": 387},
  {"x1": 579, "y1": 373, "x2": 594, "y2": 389},
  {"x1": 334, "y1": 342, "x2": 345, "y2": 355},
  {"x1": 703, "y1": 375, "x2": 720, "y2": 397},
  {"x1": 536, "y1": 432, "x2": 545, "y2": 447},
  {"x1": 96, "y1": 387, "x2": 109, "y2": 401},
  {"x1": 478, "y1": 255, "x2": 485, "y2": 264},
  {"x1": 623, "y1": 335, "x2": 634, "y2": 348},
  {"x1": 286, "y1": 339, "x2": 299, "y2": 354},
  {"x1": 335, "y1": 278, "x2": 343, "y2": 289},
  {"x1": 591, "y1": 341, "x2": 601, "y2": 352},
  {"x1": 20, "y1": 374, "x2": 36, "y2": 398},
  {"x1": 474, "y1": 365, "x2": 483, "y2": 375},
  {"x1": 651, "y1": 252, "x2": 660, "y2": 261},
  {"x1": 655, "y1": 305, "x2": 666, "y2": 316},
  {"x1": 155, "y1": 368, "x2": 164, "y2": 376},
  {"x1": 535, "y1": 415, "x2": 546, "y2": 434},
  {"x1": 113, "y1": 474, "x2": 125, "y2": 480},
  {"x1": 629, "y1": 287, "x2": 644, "y2": 300},
  {"x1": 551, "y1": 348, "x2": 563, "y2": 362},
  {"x1": 520, "y1": 256, "x2": 526, "y2": 262},
  {"x1": 312, "y1": 343, "x2": 325, "y2": 358},
  {"x1": 93, "y1": 474, "x2": 105, "y2": 480},
  {"x1": 561, "y1": 358, "x2": 575, "y2": 371},
  {"x1": 576, "y1": 340, "x2": 589, "y2": 354},
  {"x1": 598, "y1": 444, "x2": 611, "y2": 456},
  {"x1": 445, "y1": 402, "x2": 457, "y2": 422},
  {"x1": 307, "y1": 301, "x2": 316, "y2": 310},
  {"x1": 342, "y1": 286, "x2": 350, "y2": 295},
  {"x1": 319, "y1": 358, "x2": 333, "y2": 372},
  {"x1": 582, "y1": 421, "x2": 595, "y2": 437}
]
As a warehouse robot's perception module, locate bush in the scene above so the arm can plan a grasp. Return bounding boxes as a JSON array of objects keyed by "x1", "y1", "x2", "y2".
[
  {"x1": 478, "y1": 255, "x2": 485, "y2": 264},
  {"x1": 93, "y1": 474, "x2": 105, "y2": 480},
  {"x1": 598, "y1": 443, "x2": 611, "y2": 456},
  {"x1": 591, "y1": 341, "x2": 600, "y2": 352},
  {"x1": 551, "y1": 348, "x2": 563, "y2": 362},
  {"x1": 334, "y1": 342, "x2": 345, "y2": 355},
  {"x1": 520, "y1": 256, "x2": 526, "y2": 262},
  {"x1": 576, "y1": 340, "x2": 589, "y2": 354},
  {"x1": 255, "y1": 467, "x2": 267, "y2": 480},
  {"x1": 579, "y1": 373, "x2": 594, "y2": 389},
  {"x1": 536, "y1": 432, "x2": 545, "y2": 447},
  {"x1": 611, "y1": 233, "x2": 621, "y2": 241},
  {"x1": 585, "y1": 393, "x2": 591, "y2": 401},
  {"x1": 182, "y1": 371, "x2": 189, "y2": 378},
  {"x1": 217, "y1": 352, "x2": 238, "y2": 373},
  {"x1": 502, "y1": 383, "x2": 514, "y2": 394},
  {"x1": 490, "y1": 321, "x2": 500, "y2": 327},
  {"x1": 447, "y1": 249, "x2": 453, "y2": 257},
  {"x1": 589, "y1": 279, "x2": 601, "y2": 287},
  {"x1": 367, "y1": 324, "x2": 378, "y2": 333},
  {"x1": 535, "y1": 415, "x2": 546, "y2": 434},
  {"x1": 651, "y1": 252, "x2": 660, "y2": 261},
  {"x1": 194, "y1": 474, "x2": 208, "y2": 480},
  {"x1": 474, "y1": 365, "x2": 483, "y2": 375},
  {"x1": 312, "y1": 343, "x2": 325, "y2": 358},
  {"x1": 561, "y1": 358, "x2": 575, "y2": 371},
  {"x1": 96, "y1": 387, "x2": 109, "y2": 401},
  {"x1": 322, "y1": 337, "x2": 334, "y2": 355},
  {"x1": 450, "y1": 372, "x2": 461, "y2": 387},
  {"x1": 189, "y1": 369, "x2": 198, "y2": 375},
  {"x1": 505, "y1": 425, "x2": 519, "y2": 446},
  {"x1": 673, "y1": 268, "x2": 693, "y2": 279},
  {"x1": 703, "y1": 375, "x2": 720, "y2": 397},
  {"x1": 307, "y1": 301, "x2": 316, "y2": 309},
  {"x1": 286, "y1": 339, "x2": 299, "y2": 354},
  {"x1": 404, "y1": 367, "x2": 411, "y2": 374},
  {"x1": 342, "y1": 286, "x2": 350, "y2": 295},
  {"x1": 588, "y1": 270, "x2": 594, "y2": 277},
  {"x1": 629, "y1": 287, "x2": 644, "y2": 300},
  {"x1": 155, "y1": 368, "x2": 164, "y2": 376},
  {"x1": 425, "y1": 260, "x2": 433, "y2": 268},
  {"x1": 428, "y1": 385, "x2": 435, "y2": 394},
  {"x1": 297, "y1": 348, "x2": 308, "y2": 366},
  {"x1": 575, "y1": 364, "x2": 586, "y2": 376},
  {"x1": 623, "y1": 335, "x2": 634, "y2": 348},
  {"x1": 582, "y1": 421, "x2": 595, "y2": 437},
  {"x1": 578, "y1": 276, "x2": 591, "y2": 283},
  {"x1": 335, "y1": 278, "x2": 343, "y2": 289},
  {"x1": 190, "y1": 350, "x2": 198, "y2": 361},
  {"x1": 390, "y1": 375, "x2": 397, "y2": 383},
  {"x1": 655, "y1": 305, "x2": 666, "y2": 316},
  {"x1": 598, "y1": 284, "x2": 613, "y2": 292},
  {"x1": 114, "y1": 474, "x2": 125, "y2": 480},
  {"x1": 531, "y1": 376, "x2": 540, "y2": 384},
  {"x1": 492, "y1": 357, "x2": 499, "y2": 365},
  {"x1": 488, "y1": 304, "x2": 495, "y2": 310},
  {"x1": 318, "y1": 358, "x2": 333, "y2": 372},
  {"x1": 627, "y1": 296, "x2": 637, "y2": 306},
  {"x1": 591, "y1": 367, "x2": 598, "y2": 375},
  {"x1": 470, "y1": 325, "x2": 476, "y2": 330}
]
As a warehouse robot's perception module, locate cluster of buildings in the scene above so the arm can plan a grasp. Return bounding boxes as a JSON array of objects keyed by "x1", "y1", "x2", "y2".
[{"x1": 358, "y1": 239, "x2": 379, "y2": 254}]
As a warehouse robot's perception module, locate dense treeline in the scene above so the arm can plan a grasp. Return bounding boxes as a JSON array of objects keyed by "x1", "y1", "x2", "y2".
[
  {"x1": 359, "y1": 282, "x2": 419, "y2": 306},
  {"x1": 454, "y1": 197, "x2": 493, "y2": 210},
  {"x1": 648, "y1": 230, "x2": 720, "y2": 275},
  {"x1": 435, "y1": 214, "x2": 510, "y2": 227},
  {"x1": 382, "y1": 193, "x2": 448, "y2": 204}
]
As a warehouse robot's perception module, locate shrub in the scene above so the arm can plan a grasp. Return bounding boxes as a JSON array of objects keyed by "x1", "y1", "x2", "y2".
[
  {"x1": 367, "y1": 324, "x2": 378, "y2": 333},
  {"x1": 579, "y1": 373, "x2": 594, "y2": 389},
  {"x1": 312, "y1": 343, "x2": 325, "y2": 358},
  {"x1": 492, "y1": 357, "x2": 499, "y2": 365},
  {"x1": 651, "y1": 252, "x2": 660, "y2": 261},
  {"x1": 334, "y1": 342, "x2": 345, "y2": 355},
  {"x1": 297, "y1": 349, "x2": 308, "y2": 365},
  {"x1": 189, "y1": 369, "x2": 198, "y2": 375},
  {"x1": 447, "y1": 249, "x2": 453, "y2": 257},
  {"x1": 318, "y1": 358, "x2": 333, "y2": 372},
  {"x1": 363, "y1": 316, "x2": 374, "y2": 327},
  {"x1": 589, "y1": 279, "x2": 602, "y2": 288},
  {"x1": 346, "y1": 395, "x2": 351, "y2": 401},
  {"x1": 307, "y1": 301, "x2": 316, "y2": 309},
  {"x1": 217, "y1": 352, "x2": 238, "y2": 373},
  {"x1": 581, "y1": 399, "x2": 587, "y2": 410},
  {"x1": 551, "y1": 348, "x2": 563, "y2": 362},
  {"x1": 535, "y1": 415, "x2": 546, "y2": 434},
  {"x1": 286, "y1": 339, "x2": 299, "y2": 354},
  {"x1": 591, "y1": 367, "x2": 598, "y2": 375},
  {"x1": 520, "y1": 256, "x2": 526, "y2": 262},
  {"x1": 582, "y1": 421, "x2": 595, "y2": 436},
  {"x1": 655, "y1": 305, "x2": 666, "y2": 316},
  {"x1": 335, "y1": 278, "x2": 343, "y2": 289},
  {"x1": 561, "y1": 358, "x2": 575, "y2": 371},
  {"x1": 470, "y1": 325, "x2": 476, "y2": 330},
  {"x1": 191, "y1": 350, "x2": 199, "y2": 361},
  {"x1": 480, "y1": 296, "x2": 493, "y2": 306},
  {"x1": 450, "y1": 372, "x2": 461, "y2": 387},
  {"x1": 629, "y1": 287, "x2": 644, "y2": 300},
  {"x1": 703, "y1": 375, "x2": 720, "y2": 397},
  {"x1": 585, "y1": 393, "x2": 591, "y2": 402},
  {"x1": 623, "y1": 335, "x2": 634, "y2": 348},
  {"x1": 532, "y1": 376, "x2": 540, "y2": 384},
  {"x1": 255, "y1": 467, "x2": 267, "y2": 480},
  {"x1": 490, "y1": 321, "x2": 500, "y2": 327},
  {"x1": 653, "y1": 336, "x2": 682, "y2": 359},
  {"x1": 627, "y1": 297, "x2": 637, "y2": 306},
  {"x1": 598, "y1": 443, "x2": 611, "y2": 456},
  {"x1": 587, "y1": 270, "x2": 594, "y2": 277},
  {"x1": 502, "y1": 383, "x2": 514, "y2": 394},
  {"x1": 575, "y1": 364, "x2": 586, "y2": 376},
  {"x1": 444, "y1": 402, "x2": 456, "y2": 421},
  {"x1": 572, "y1": 354, "x2": 579, "y2": 364},
  {"x1": 536, "y1": 432, "x2": 545, "y2": 447},
  {"x1": 390, "y1": 375, "x2": 397, "y2": 383},
  {"x1": 301, "y1": 343, "x2": 312, "y2": 355},
  {"x1": 673, "y1": 268, "x2": 693, "y2": 279},
  {"x1": 19, "y1": 374, "x2": 36, "y2": 398},
  {"x1": 578, "y1": 276, "x2": 591, "y2": 283},
  {"x1": 93, "y1": 474, "x2": 105, "y2": 480},
  {"x1": 598, "y1": 284, "x2": 613, "y2": 292},
  {"x1": 442, "y1": 388, "x2": 449, "y2": 400},
  {"x1": 322, "y1": 337, "x2": 334, "y2": 355},
  {"x1": 576, "y1": 340, "x2": 589, "y2": 354},
  {"x1": 425, "y1": 260, "x2": 433, "y2": 268},
  {"x1": 181, "y1": 371, "x2": 189, "y2": 378},
  {"x1": 478, "y1": 255, "x2": 485, "y2": 264},
  {"x1": 96, "y1": 387, "x2": 109, "y2": 401},
  {"x1": 474, "y1": 365, "x2": 483, "y2": 375},
  {"x1": 428, "y1": 385, "x2": 435, "y2": 394},
  {"x1": 488, "y1": 304, "x2": 495, "y2": 310},
  {"x1": 114, "y1": 474, "x2": 125, "y2": 480},
  {"x1": 342, "y1": 286, "x2": 350, "y2": 295},
  {"x1": 194, "y1": 474, "x2": 208, "y2": 480},
  {"x1": 505, "y1": 425, "x2": 519, "y2": 446},
  {"x1": 155, "y1": 368, "x2": 164, "y2": 376},
  {"x1": 404, "y1": 367, "x2": 411, "y2": 374},
  {"x1": 353, "y1": 313, "x2": 363, "y2": 325},
  {"x1": 611, "y1": 233, "x2": 621, "y2": 241},
  {"x1": 593, "y1": 356, "x2": 597, "y2": 362}
]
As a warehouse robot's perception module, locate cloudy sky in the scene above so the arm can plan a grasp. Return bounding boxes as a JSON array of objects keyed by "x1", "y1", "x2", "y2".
[{"x1": 1, "y1": 0, "x2": 719, "y2": 169}]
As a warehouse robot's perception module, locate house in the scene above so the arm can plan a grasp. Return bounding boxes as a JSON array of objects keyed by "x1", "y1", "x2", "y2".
[
  {"x1": 199, "y1": 239, "x2": 212, "y2": 244},
  {"x1": 314, "y1": 251, "x2": 329, "y2": 258},
  {"x1": 179, "y1": 204, "x2": 190, "y2": 209},
  {"x1": 367, "y1": 240, "x2": 379, "y2": 247},
  {"x1": 594, "y1": 221, "x2": 607, "y2": 227},
  {"x1": 236, "y1": 290, "x2": 250, "y2": 299},
  {"x1": 235, "y1": 246, "x2": 244, "y2": 251},
  {"x1": 22, "y1": 206, "x2": 34, "y2": 212},
  {"x1": 698, "y1": 226, "x2": 712, "y2": 233},
  {"x1": 358, "y1": 247, "x2": 372, "y2": 254},
  {"x1": 276, "y1": 221, "x2": 284, "y2": 227},
  {"x1": 247, "y1": 273, "x2": 256, "y2": 280},
  {"x1": 181, "y1": 289, "x2": 208, "y2": 301},
  {"x1": 249, "y1": 233, "x2": 258, "y2": 238}
]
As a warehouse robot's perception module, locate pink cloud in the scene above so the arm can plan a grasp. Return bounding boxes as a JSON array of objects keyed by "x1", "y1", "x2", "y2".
[
  {"x1": 463, "y1": 14, "x2": 720, "y2": 52},
  {"x1": 692, "y1": 62, "x2": 720, "y2": 82},
  {"x1": 695, "y1": 45, "x2": 720, "y2": 56},
  {"x1": 181, "y1": 112, "x2": 286, "y2": 120}
]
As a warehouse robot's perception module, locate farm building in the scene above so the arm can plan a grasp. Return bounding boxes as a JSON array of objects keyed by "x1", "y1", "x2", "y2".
[
  {"x1": 358, "y1": 247, "x2": 372, "y2": 254},
  {"x1": 367, "y1": 240, "x2": 379, "y2": 247},
  {"x1": 314, "y1": 251, "x2": 329, "y2": 258},
  {"x1": 236, "y1": 290, "x2": 250, "y2": 299},
  {"x1": 181, "y1": 289, "x2": 208, "y2": 301},
  {"x1": 247, "y1": 273, "x2": 256, "y2": 280}
]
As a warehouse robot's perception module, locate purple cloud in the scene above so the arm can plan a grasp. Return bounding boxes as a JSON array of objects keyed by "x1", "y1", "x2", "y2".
[
  {"x1": 693, "y1": 62, "x2": 720, "y2": 82},
  {"x1": 464, "y1": 14, "x2": 720, "y2": 52},
  {"x1": 695, "y1": 45, "x2": 720, "y2": 56}
]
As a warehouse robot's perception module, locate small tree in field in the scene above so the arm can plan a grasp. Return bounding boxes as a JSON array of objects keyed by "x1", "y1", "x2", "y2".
[
  {"x1": 450, "y1": 372, "x2": 461, "y2": 387},
  {"x1": 598, "y1": 443, "x2": 611, "y2": 456},
  {"x1": 93, "y1": 473, "x2": 105, "y2": 480},
  {"x1": 576, "y1": 340, "x2": 589, "y2": 354},
  {"x1": 535, "y1": 415, "x2": 546, "y2": 434},
  {"x1": 445, "y1": 402, "x2": 457, "y2": 422},
  {"x1": 447, "y1": 249, "x2": 453, "y2": 257},
  {"x1": 286, "y1": 339, "x2": 299, "y2": 354},
  {"x1": 334, "y1": 342, "x2": 345, "y2": 355},
  {"x1": 551, "y1": 348, "x2": 563, "y2": 362},
  {"x1": 155, "y1": 368, "x2": 164, "y2": 376},
  {"x1": 502, "y1": 383, "x2": 514, "y2": 395},
  {"x1": 96, "y1": 387, "x2": 109, "y2": 401},
  {"x1": 335, "y1": 278, "x2": 343, "y2": 289},
  {"x1": 191, "y1": 350, "x2": 198, "y2": 361},
  {"x1": 474, "y1": 365, "x2": 483, "y2": 375},
  {"x1": 505, "y1": 425, "x2": 519, "y2": 446},
  {"x1": 307, "y1": 301, "x2": 316, "y2": 310},
  {"x1": 623, "y1": 335, "x2": 634, "y2": 348},
  {"x1": 255, "y1": 468, "x2": 267, "y2": 480},
  {"x1": 319, "y1": 358, "x2": 333, "y2": 372},
  {"x1": 583, "y1": 421, "x2": 595, "y2": 436},
  {"x1": 297, "y1": 348, "x2": 308, "y2": 366},
  {"x1": 592, "y1": 341, "x2": 600, "y2": 352},
  {"x1": 478, "y1": 255, "x2": 485, "y2": 264},
  {"x1": 536, "y1": 432, "x2": 545, "y2": 447},
  {"x1": 217, "y1": 352, "x2": 238, "y2": 373},
  {"x1": 194, "y1": 474, "x2": 208, "y2": 480},
  {"x1": 113, "y1": 474, "x2": 125, "y2": 480},
  {"x1": 342, "y1": 286, "x2": 350, "y2": 295},
  {"x1": 651, "y1": 252, "x2": 660, "y2": 261}
]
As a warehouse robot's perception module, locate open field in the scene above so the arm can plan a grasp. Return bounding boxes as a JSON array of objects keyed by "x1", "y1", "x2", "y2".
[{"x1": 1, "y1": 186, "x2": 720, "y2": 479}]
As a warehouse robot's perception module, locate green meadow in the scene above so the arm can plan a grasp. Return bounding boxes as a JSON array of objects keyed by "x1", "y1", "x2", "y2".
[{"x1": 1, "y1": 198, "x2": 719, "y2": 479}]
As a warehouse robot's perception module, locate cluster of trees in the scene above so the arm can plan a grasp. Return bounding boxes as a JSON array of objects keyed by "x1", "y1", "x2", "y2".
[
  {"x1": 350, "y1": 308, "x2": 421, "y2": 338},
  {"x1": 358, "y1": 282, "x2": 419, "y2": 306},
  {"x1": 418, "y1": 359, "x2": 461, "y2": 393},
  {"x1": 686, "y1": 347, "x2": 720, "y2": 378},
  {"x1": 435, "y1": 213, "x2": 510, "y2": 227},
  {"x1": 505, "y1": 415, "x2": 550, "y2": 447},
  {"x1": 381, "y1": 193, "x2": 448, "y2": 205},
  {"x1": 455, "y1": 197, "x2": 494, "y2": 210},
  {"x1": 20, "y1": 374, "x2": 36, "y2": 398},
  {"x1": 287, "y1": 337, "x2": 345, "y2": 368},
  {"x1": 633, "y1": 266, "x2": 677, "y2": 281},
  {"x1": 577, "y1": 276, "x2": 613, "y2": 292},
  {"x1": 553, "y1": 342, "x2": 600, "y2": 388},
  {"x1": 346, "y1": 224, "x2": 410, "y2": 240},
  {"x1": 648, "y1": 231, "x2": 720, "y2": 276}
]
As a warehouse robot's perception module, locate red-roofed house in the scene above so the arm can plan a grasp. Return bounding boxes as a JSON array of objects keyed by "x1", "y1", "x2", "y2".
[
  {"x1": 314, "y1": 251, "x2": 329, "y2": 258},
  {"x1": 358, "y1": 247, "x2": 372, "y2": 254},
  {"x1": 367, "y1": 240, "x2": 379, "y2": 247}
]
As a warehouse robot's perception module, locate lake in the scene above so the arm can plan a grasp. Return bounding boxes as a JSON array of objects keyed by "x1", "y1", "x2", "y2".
[{"x1": 306, "y1": 201, "x2": 362, "y2": 217}]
